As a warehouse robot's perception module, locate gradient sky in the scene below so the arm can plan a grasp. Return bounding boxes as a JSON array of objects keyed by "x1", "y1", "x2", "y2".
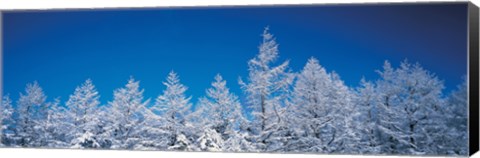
[{"x1": 2, "y1": 3, "x2": 468, "y2": 105}]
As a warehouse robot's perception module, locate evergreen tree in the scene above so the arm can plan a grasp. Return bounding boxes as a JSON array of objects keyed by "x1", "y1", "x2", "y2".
[
  {"x1": 153, "y1": 71, "x2": 195, "y2": 151},
  {"x1": 41, "y1": 98, "x2": 71, "y2": 147},
  {"x1": 288, "y1": 57, "x2": 358, "y2": 153},
  {"x1": 374, "y1": 60, "x2": 446, "y2": 155},
  {"x1": 354, "y1": 78, "x2": 381, "y2": 153},
  {"x1": 66, "y1": 79, "x2": 102, "y2": 148},
  {"x1": 15, "y1": 81, "x2": 48, "y2": 147},
  {"x1": 196, "y1": 74, "x2": 253, "y2": 151},
  {"x1": 104, "y1": 77, "x2": 150, "y2": 149},
  {"x1": 0, "y1": 95, "x2": 14, "y2": 146},
  {"x1": 239, "y1": 27, "x2": 294, "y2": 151},
  {"x1": 443, "y1": 78, "x2": 468, "y2": 155}
]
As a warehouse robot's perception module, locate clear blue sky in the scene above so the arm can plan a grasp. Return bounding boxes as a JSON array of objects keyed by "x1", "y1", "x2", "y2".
[{"x1": 2, "y1": 3, "x2": 468, "y2": 105}]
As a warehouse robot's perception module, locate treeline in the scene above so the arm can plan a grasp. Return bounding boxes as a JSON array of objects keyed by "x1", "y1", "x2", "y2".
[{"x1": 0, "y1": 28, "x2": 468, "y2": 156}]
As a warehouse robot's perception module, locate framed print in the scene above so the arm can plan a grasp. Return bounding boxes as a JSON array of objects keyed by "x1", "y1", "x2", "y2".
[{"x1": 1, "y1": 1, "x2": 479, "y2": 157}]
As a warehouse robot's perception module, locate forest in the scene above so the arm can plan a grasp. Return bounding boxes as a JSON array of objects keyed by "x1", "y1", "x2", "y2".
[{"x1": 0, "y1": 28, "x2": 468, "y2": 156}]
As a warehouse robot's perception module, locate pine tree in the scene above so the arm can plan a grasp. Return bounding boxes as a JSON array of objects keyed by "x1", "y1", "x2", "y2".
[
  {"x1": 327, "y1": 71, "x2": 360, "y2": 153},
  {"x1": 104, "y1": 77, "x2": 150, "y2": 149},
  {"x1": 15, "y1": 81, "x2": 48, "y2": 147},
  {"x1": 288, "y1": 57, "x2": 358, "y2": 153},
  {"x1": 374, "y1": 60, "x2": 446, "y2": 155},
  {"x1": 239, "y1": 27, "x2": 294, "y2": 151},
  {"x1": 153, "y1": 71, "x2": 195, "y2": 151},
  {"x1": 196, "y1": 74, "x2": 253, "y2": 151},
  {"x1": 354, "y1": 78, "x2": 381, "y2": 153},
  {"x1": 41, "y1": 98, "x2": 71, "y2": 147},
  {"x1": 287, "y1": 57, "x2": 330, "y2": 152},
  {"x1": 443, "y1": 78, "x2": 468, "y2": 155},
  {"x1": 66, "y1": 79, "x2": 102, "y2": 148},
  {"x1": 94, "y1": 105, "x2": 116, "y2": 149},
  {"x1": 0, "y1": 95, "x2": 14, "y2": 146}
]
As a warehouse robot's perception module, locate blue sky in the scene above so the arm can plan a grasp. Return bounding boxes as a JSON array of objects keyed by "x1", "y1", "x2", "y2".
[{"x1": 3, "y1": 3, "x2": 468, "y2": 104}]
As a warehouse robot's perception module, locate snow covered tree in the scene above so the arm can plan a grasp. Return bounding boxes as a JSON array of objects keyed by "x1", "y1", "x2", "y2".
[
  {"x1": 374, "y1": 60, "x2": 447, "y2": 155},
  {"x1": 223, "y1": 123, "x2": 257, "y2": 152},
  {"x1": 287, "y1": 57, "x2": 358, "y2": 153},
  {"x1": 285, "y1": 57, "x2": 331, "y2": 152},
  {"x1": 353, "y1": 78, "x2": 382, "y2": 154},
  {"x1": 103, "y1": 77, "x2": 150, "y2": 149},
  {"x1": 196, "y1": 74, "x2": 253, "y2": 152},
  {"x1": 152, "y1": 71, "x2": 195, "y2": 151},
  {"x1": 324, "y1": 70, "x2": 361, "y2": 154},
  {"x1": 442, "y1": 78, "x2": 468, "y2": 155},
  {"x1": 130, "y1": 109, "x2": 167, "y2": 150},
  {"x1": 66, "y1": 79, "x2": 102, "y2": 148},
  {"x1": 196, "y1": 128, "x2": 223, "y2": 151},
  {"x1": 1, "y1": 95, "x2": 14, "y2": 146},
  {"x1": 15, "y1": 81, "x2": 49, "y2": 147},
  {"x1": 239, "y1": 27, "x2": 294, "y2": 151},
  {"x1": 373, "y1": 61, "x2": 404, "y2": 154},
  {"x1": 39, "y1": 98, "x2": 72, "y2": 148},
  {"x1": 94, "y1": 105, "x2": 117, "y2": 149}
]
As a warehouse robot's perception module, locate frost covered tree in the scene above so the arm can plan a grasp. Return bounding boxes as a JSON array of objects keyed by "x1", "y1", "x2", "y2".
[
  {"x1": 94, "y1": 105, "x2": 117, "y2": 149},
  {"x1": 287, "y1": 57, "x2": 358, "y2": 153},
  {"x1": 152, "y1": 71, "x2": 195, "y2": 151},
  {"x1": 1, "y1": 95, "x2": 14, "y2": 146},
  {"x1": 239, "y1": 27, "x2": 294, "y2": 151},
  {"x1": 353, "y1": 78, "x2": 381, "y2": 154},
  {"x1": 374, "y1": 61, "x2": 404, "y2": 154},
  {"x1": 329, "y1": 72, "x2": 362, "y2": 153},
  {"x1": 442, "y1": 78, "x2": 468, "y2": 155},
  {"x1": 15, "y1": 81, "x2": 49, "y2": 147},
  {"x1": 286, "y1": 57, "x2": 331, "y2": 152},
  {"x1": 66, "y1": 79, "x2": 102, "y2": 148},
  {"x1": 196, "y1": 74, "x2": 253, "y2": 152},
  {"x1": 40, "y1": 98, "x2": 72, "y2": 147},
  {"x1": 374, "y1": 60, "x2": 447, "y2": 155},
  {"x1": 103, "y1": 77, "x2": 150, "y2": 149}
]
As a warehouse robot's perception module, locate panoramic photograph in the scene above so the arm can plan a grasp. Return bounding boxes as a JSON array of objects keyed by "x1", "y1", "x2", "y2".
[{"x1": 1, "y1": 3, "x2": 470, "y2": 156}]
